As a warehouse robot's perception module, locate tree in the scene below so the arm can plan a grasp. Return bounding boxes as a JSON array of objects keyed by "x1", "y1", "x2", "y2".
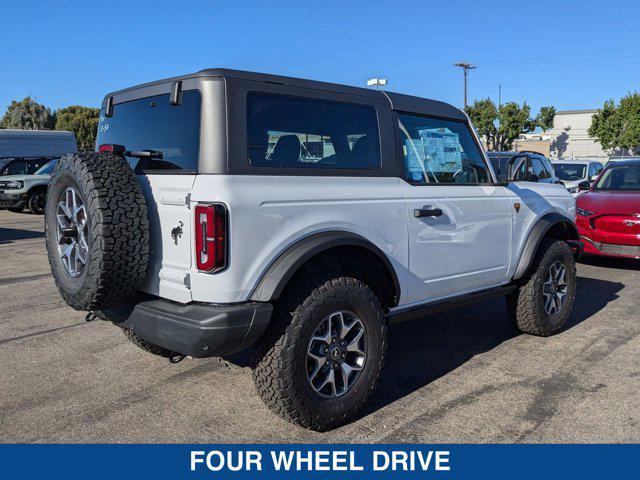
[
  {"x1": 0, "y1": 97, "x2": 55, "y2": 130},
  {"x1": 55, "y1": 105, "x2": 100, "y2": 151},
  {"x1": 535, "y1": 106, "x2": 556, "y2": 132},
  {"x1": 465, "y1": 98, "x2": 538, "y2": 151},
  {"x1": 589, "y1": 93, "x2": 640, "y2": 153}
]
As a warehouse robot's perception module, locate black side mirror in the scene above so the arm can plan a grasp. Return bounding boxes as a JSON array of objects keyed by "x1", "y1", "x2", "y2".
[{"x1": 578, "y1": 180, "x2": 591, "y2": 191}]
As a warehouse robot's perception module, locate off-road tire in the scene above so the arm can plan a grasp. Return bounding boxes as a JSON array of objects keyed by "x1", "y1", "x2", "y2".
[
  {"x1": 27, "y1": 190, "x2": 47, "y2": 214},
  {"x1": 45, "y1": 152, "x2": 149, "y2": 311},
  {"x1": 122, "y1": 328, "x2": 173, "y2": 358},
  {"x1": 506, "y1": 238, "x2": 576, "y2": 336},
  {"x1": 252, "y1": 274, "x2": 387, "y2": 431}
]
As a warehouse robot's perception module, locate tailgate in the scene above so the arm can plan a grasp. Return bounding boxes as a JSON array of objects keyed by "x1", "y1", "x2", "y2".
[{"x1": 138, "y1": 174, "x2": 196, "y2": 303}]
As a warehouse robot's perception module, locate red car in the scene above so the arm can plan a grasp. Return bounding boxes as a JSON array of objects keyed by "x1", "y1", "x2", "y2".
[{"x1": 576, "y1": 159, "x2": 640, "y2": 259}]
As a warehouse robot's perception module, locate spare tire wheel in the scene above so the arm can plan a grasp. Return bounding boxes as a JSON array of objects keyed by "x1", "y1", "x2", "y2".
[{"x1": 45, "y1": 152, "x2": 149, "y2": 310}]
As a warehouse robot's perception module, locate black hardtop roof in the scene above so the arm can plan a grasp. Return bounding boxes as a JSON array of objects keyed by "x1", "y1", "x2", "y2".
[
  {"x1": 105, "y1": 68, "x2": 466, "y2": 121},
  {"x1": 608, "y1": 158, "x2": 640, "y2": 167}
]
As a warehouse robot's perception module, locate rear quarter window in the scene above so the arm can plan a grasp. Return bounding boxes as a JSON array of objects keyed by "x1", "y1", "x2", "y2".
[
  {"x1": 247, "y1": 92, "x2": 381, "y2": 170},
  {"x1": 96, "y1": 90, "x2": 201, "y2": 173}
]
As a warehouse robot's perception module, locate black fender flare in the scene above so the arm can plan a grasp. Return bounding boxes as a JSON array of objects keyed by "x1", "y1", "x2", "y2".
[
  {"x1": 513, "y1": 212, "x2": 578, "y2": 280},
  {"x1": 249, "y1": 231, "x2": 401, "y2": 305}
]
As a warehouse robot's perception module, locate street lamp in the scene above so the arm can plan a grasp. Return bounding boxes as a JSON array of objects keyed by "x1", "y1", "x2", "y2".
[{"x1": 367, "y1": 78, "x2": 388, "y2": 89}]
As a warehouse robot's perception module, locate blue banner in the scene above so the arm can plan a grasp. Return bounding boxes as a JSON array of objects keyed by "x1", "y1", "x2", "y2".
[{"x1": 1, "y1": 444, "x2": 638, "y2": 479}]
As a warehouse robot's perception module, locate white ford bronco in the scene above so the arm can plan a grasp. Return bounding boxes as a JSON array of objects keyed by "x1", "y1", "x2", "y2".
[{"x1": 45, "y1": 69, "x2": 579, "y2": 431}]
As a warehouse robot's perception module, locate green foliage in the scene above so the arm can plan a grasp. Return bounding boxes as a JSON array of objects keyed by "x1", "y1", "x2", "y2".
[
  {"x1": 0, "y1": 97, "x2": 55, "y2": 130},
  {"x1": 535, "y1": 106, "x2": 556, "y2": 132},
  {"x1": 466, "y1": 98, "x2": 543, "y2": 151},
  {"x1": 589, "y1": 93, "x2": 640, "y2": 152},
  {"x1": 55, "y1": 105, "x2": 100, "y2": 151}
]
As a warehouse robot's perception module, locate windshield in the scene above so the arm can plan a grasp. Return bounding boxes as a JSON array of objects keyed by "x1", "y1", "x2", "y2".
[
  {"x1": 96, "y1": 90, "x2": 201, "y2": 173},
  {"x1": 595, "y1": 164, "x2": 640, "y2": 191},
  {"x1": 34, "y1": 160, "x2": 57, "y2": 175},
  {"x1": 554, "y1": 163, "x2": 586, "y2": 181}
]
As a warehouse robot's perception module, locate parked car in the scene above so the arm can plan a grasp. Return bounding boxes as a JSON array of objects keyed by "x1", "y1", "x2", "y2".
[
  {"x1": 44, "y1": 68, "x2": 579, "y2": 431},
  {"x1": 0, "y1": 159, "x2": 57, "y2": 214},
  {"x1": 605, "y1": 157, "x2": 640, "y2": 168},
  {"x1": 0, "y1": 130, "x2": 77, "y2": 212},
  {"x1": 576, "y1": 159, "x2": 640, "y2": 259},
  {"x1": 551, "y1": 159, "x2": 604, "y2": 196},
  {"x1": 487, "y1": 151, "x2": 558, "y2": 184}
]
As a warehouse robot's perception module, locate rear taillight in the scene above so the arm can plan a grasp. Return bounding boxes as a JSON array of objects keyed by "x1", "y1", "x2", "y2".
[
  {"x1": 195, "y1": 204, "x2": 227, "y2": 272},
  {"x1": 98, "y1": 143, "x2": 126, "y2": 155}
]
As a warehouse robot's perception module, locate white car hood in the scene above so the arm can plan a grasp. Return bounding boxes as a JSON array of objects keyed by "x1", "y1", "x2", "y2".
[
  {"x1": 0, "y1": 174, "x2": 50, "y2": 182},
  {"x1": 562, "y1": 179, "x2": 582, "y2": 189}
]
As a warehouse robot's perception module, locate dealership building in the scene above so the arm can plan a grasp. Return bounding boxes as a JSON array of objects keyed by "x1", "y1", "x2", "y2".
[{"x1": 515, "y1": 109, "x2": 609, "y2": 161}]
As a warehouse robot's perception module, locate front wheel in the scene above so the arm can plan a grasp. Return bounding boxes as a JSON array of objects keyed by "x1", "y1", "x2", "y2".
[
  {"x1": 507, "y1": 238, "x2": 577, "y2": 336},
  {"x1": 27, "y1": 190, "x2": 47, "y2": 214},
  {"x1": 252, "y1": 275, "x2": 387, "y2": 431}
]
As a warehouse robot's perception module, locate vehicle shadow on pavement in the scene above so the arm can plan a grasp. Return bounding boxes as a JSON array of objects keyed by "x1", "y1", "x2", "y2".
[
  {"x1": 359, "y1": 274, "x2": 624, "y2": 421},
  {"x1": 0, "y1": 226, "x2": 44, "y2": 244},
  {"x1": 579, "y1": 255, "x2": 640, "y2": 271}
]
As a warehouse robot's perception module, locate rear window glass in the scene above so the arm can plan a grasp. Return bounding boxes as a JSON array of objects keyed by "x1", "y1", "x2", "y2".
[
  {"x1": 247, "y1": 92, "x2": 381, "y2": 170},
  {"x1": 96, "y1": 90, "x2": 201, "y2": 173}
]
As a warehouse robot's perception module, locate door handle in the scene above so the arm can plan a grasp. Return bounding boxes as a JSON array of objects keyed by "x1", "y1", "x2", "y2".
[{"x1": 414, "y1": 208, "x2": 443, "y2": 218}]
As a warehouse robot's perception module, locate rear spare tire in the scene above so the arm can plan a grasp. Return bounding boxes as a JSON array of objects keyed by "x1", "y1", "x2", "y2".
[{"x1": 45, "y1": 152, "x2": 149, "y2": 310}]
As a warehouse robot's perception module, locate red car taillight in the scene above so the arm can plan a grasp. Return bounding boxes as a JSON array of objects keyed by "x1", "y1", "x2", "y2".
[{"x1": 195, "y1": 204, "x2": 227, "y2": 272}]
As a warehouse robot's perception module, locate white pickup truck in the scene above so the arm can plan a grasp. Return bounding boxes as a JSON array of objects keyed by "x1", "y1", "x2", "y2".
[{"x1": 45, "y1": 69, "x2": 579, "y2": 431}]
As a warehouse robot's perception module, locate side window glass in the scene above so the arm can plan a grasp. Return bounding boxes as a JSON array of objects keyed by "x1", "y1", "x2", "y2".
[
  {"x1": 6, "y1": 160, "x2": 27, "y2": 175},
  {"x1": 397, "y1": 114, "x2": 491, "y2": 184},
  {"x1": 541, "y1": 158, "x2": 553, "y2": 178},
  {"x1": 247, "y1": 93, "x2": 381, "y2": 170},
  {"x1": 531, "y1": 158, "x2": 547, "y2": 179},
  {"x1": 512, "y1": 157, "x2": 528, "y2": 180},
  {"x1": 26, "y1": 159, "x2": 47, "y2": 173}
]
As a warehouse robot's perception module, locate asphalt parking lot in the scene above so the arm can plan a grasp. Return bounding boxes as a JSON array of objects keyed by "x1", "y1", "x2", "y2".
[{"x1": 1, "y1": 209, "x2": 639, "y2": 443}]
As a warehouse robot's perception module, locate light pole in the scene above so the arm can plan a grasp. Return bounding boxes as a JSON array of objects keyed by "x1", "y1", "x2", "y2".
[
  {"x1": 454, "y1": 62, "x2": 476, "y2": 108},
  {"x1": 367, "y1": 78, "x2": 388, "y2": 90}
]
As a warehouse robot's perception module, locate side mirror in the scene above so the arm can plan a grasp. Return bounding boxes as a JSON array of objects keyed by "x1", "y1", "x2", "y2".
[{"x1": 578, "y1": 180, "x2": 591, "y2": 191}]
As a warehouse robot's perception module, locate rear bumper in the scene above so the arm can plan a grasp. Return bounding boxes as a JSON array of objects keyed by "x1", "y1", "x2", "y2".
[{"x1": 112, "y1": 298, "x2": 273, "y2": 357}]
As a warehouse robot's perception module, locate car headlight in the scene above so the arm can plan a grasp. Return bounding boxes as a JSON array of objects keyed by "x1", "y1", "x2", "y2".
[
  {"x1": 567, "y1": 186, "x2": 578, "y2": 193},
  {"x1": 5, "y1": 180, "x2": 24, "y2": 189},
  {"x1": 577, "y1": 207, "x2": 594, "y2": 216}
]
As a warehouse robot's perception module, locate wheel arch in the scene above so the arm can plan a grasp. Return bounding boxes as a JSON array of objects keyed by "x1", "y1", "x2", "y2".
[
  {"x1": 513, "y1": 212, "x2": 578, "y2": 280},
  {"x1": 249, "y1": 231, "x2": 401, "y2": 308},
  {"x1": 26, "y1": 183, "x2": 48, "y2": 196}
]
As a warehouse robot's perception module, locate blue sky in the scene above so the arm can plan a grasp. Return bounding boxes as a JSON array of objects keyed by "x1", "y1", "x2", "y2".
[{"x1": 1, "y1": 0, "x2": 638, "y2": 116}]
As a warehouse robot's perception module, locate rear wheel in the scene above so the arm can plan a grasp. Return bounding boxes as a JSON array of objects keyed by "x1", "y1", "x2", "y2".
[
  {"x1": 252, "y1": 275, "x2": 387, "y2": 431},
  {"x1": 507, "y1": 238, "x2": 577, "y2": 336}
]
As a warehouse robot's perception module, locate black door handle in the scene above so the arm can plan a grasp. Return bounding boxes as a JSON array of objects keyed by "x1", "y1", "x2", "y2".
[{"x1": 414, "y1": 208, "x2": 443, "y2": 218}]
